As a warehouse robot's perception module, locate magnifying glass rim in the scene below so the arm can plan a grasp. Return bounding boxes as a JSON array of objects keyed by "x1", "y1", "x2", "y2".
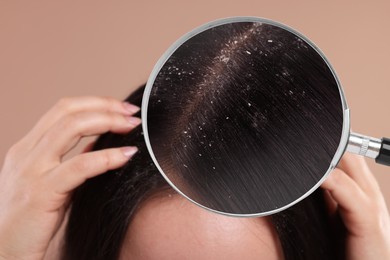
[{"x1": 141, "y1": 15, "x2": 350, "y2": 217}]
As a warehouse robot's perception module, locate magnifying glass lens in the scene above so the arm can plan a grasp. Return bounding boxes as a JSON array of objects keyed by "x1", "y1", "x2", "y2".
[{"x1": 143, "y1": 19, "x2": 344, "y2": 216}]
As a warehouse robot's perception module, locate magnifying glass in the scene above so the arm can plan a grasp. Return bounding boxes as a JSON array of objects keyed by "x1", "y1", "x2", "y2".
[{"x1": 141, "y1": 16, "x2": 390, "y2": 217}]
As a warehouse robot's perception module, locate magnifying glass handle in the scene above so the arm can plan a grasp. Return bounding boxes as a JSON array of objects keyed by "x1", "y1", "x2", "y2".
[
  {"x1": 375, "y1": 137, "x2": 390, "y2": 166},
  {"x1": 347, "y1": 132, "x2": 390, "y2": 166}
]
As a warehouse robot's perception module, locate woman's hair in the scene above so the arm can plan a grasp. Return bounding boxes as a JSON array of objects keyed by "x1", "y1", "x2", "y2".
[
  {"x1": 63, "y1": 21, "x2": 345, "y2": 260},
  {"x1": 62, "y1": 85, "x2": 345, "y2": 260}
]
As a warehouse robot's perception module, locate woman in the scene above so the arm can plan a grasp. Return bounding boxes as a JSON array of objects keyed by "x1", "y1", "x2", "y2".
[
  {"x1": 0, "y1": 85, "x2": 389, "y2": 259},
  {"x1": 1, "y1": 21, "x2": 390, "y2": 259}
]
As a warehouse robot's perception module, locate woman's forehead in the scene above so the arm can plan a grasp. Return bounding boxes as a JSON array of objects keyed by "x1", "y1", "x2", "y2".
[{"x1": 119, "y1": 192, "x2": 284, "y2": 260}]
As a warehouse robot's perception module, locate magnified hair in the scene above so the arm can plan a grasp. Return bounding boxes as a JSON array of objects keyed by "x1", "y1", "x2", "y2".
[{"x1": 146, "y1": 21, "x2": 344, "y2": 214}]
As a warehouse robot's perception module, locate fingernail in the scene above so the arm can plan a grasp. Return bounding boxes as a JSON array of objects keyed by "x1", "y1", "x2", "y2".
[
  {"x1": 127, "y1": 116, "x2": 142, "y2": 126},
  {"x1": 122, "y1": 146, "x2": 138, "y2": 157},
  {"x1": 123, "y1": 102, "x2": 140, "y2": 113}
]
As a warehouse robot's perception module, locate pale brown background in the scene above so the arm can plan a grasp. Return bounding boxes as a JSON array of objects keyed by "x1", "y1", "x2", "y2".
[{"x1": 1, "y1": 1, "x2": 389, "y2": 208}]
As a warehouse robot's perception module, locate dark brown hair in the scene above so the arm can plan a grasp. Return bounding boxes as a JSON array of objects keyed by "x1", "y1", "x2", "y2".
[
  {"x1": 62, "y1": 84, "x2": 345, "y2": 260},
  {"x1": 63, "y1": 21, "x2": 345, "y2": 259}
]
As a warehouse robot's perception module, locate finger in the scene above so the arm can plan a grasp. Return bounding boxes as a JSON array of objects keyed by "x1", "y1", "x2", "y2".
[
  {"x1": 321, "y1": 168, "x2": 368, "y2": 214},
  {"x1": 337, "y1": 152, "x2": 381, "y2": 195},
  {"x1": 47, "y1": 146, "x2": 138, "y2": 194},
  {"x1": 18, "y1": 96, "x2": 140, "y2": 152},
  {"x1": 31, "y1": 111, "x2": 141, "y2": 161}
]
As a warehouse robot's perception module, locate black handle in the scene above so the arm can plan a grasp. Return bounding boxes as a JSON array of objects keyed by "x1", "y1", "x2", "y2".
[{"x1": 375, "y1": 137, "x2": 390, "y2": 166}]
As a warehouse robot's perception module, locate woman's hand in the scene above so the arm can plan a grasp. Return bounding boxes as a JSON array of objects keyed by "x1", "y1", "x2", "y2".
[
  {"x1": 0, "y1": 96, "x2": 141, "y2": 260},
  {"x1": 321, "y1": 153, "x2": 390, "y2": 259}
]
